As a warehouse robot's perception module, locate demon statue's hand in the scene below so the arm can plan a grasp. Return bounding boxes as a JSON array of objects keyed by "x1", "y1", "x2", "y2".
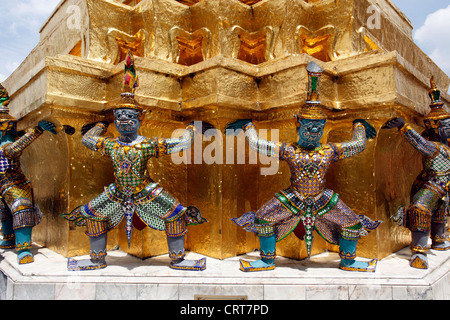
[
  {"x1": 188, "y1": 121, "x2": 216, "y2": 136},
  {"x1": 37, "y1": 121, "x2": 57, "y2": 135},
  {"x1": 185, "y1": 206, "x2": 207, "y2": 225},
  {"x1": 225, "y1": 119, "x2": 253, "y2": 134},
  {"x1": 62, "y1": 125, "x2": 76, "y2": 136},
  {"x1": 81, "y1": 122, "x2": 109, "y2": 136},
  {"x1": 381, "y1": 117, "x2": 405, "y2": 130},
  {"x1": 354, "y1": 119, "x2": 377, "y2": 139}
]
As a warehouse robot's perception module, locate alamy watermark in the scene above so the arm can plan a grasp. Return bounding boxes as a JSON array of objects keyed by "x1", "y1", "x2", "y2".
[
  {"x1": 170, "y1": 123, "x2": 280, "y2": 176},
  {"x1": 66, "y1": 5, "x2": 82, "y2": 30},
  {"x1": 367, "y1": 4, "x2": 381, "y2": 30}
]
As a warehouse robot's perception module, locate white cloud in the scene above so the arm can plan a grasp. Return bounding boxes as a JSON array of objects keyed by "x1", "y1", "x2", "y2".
[
  {"x1": 414, "y1": 5, "x2": 450, "y2": 81},
  {"x1": 6, "y1": 0, "x2": 61, "y2": 33},
  {"x1": 0, "y1": 0, "x2": 60, "y2": 81},
  {"x1": 14, "y1": 0, "x2": 61, "y2": 16},
  {"x1": 5, "y1": 62, "x2": 20, "y2": 74}
]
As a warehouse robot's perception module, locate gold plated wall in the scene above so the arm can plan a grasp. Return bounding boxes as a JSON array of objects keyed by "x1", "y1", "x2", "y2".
[
  {"x1": 19, "y1": 107, "x2": 118, "y2": 257},
  {"x1": 4, "y1": 0, "x2": 450, "y2": 261}
]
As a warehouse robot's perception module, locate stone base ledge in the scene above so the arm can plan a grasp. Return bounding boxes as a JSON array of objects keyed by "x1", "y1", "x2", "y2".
[{"x1": 0, "y1": 243, "x2": 448, "y2": 300}]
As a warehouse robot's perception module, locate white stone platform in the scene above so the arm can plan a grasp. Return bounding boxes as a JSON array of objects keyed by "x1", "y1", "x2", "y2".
[{"x1": 0, "y1": 244, "x2": 448, "y2": 300}]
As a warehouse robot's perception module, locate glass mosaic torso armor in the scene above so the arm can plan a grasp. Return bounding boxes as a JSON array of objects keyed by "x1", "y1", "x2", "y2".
[
  {"x1": 95, "y1": 135, "x2": 156, "y2": 196},
  {"x1": 245, "y1": 121, "x2": 366, "y2": 199}
]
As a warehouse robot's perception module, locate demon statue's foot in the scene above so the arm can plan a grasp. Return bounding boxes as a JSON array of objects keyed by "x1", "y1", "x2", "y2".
[
  {"x1": 17, "y1": 251, "x2": 34, "y2": 265},
  {"x1": 68, "y1": 234, "x2": 107, "y2": 271},
  {"x1": 0, "y1": 220, "x2": 15, "y2": 249},
  {"x1": 430, "y1": 223, "x2": 450, "y2": 251},
  {"x1": 339, "y1": 258, "x2": 378, "y2": 272},
  {"x1": 410, "y1": 253, "x2": 428, "y2": 269},
  {"x1": 410, "y1": 230, "x2": 429, "y2": 269},
  {"x1": 15, "y1": 227, "x2": 34, "y2": 265},
  {"x1": 239, "y1": 259, "x2": 276, "y2": 272},
  {"x1": 167, "y1": 235, "x2": 206, "y2": 271},
  {"x1": 67, "y1": 257, "x2": 107, "y2": 271},
  {"x1": 0, "y1": 236, "x2": 15, "y2": 249},
  {"x1": 431, "y1": 239, "x2": 450, "y2": 251},
  {"x1": 170, "y1": 258, "x2": 207, "y2": 271},
  {"x1": 240, "y1": 235, "x2": 277, "y2": 272},
  {"x1": 338, "y1": 238, "x2": 377, "y2": 272}
]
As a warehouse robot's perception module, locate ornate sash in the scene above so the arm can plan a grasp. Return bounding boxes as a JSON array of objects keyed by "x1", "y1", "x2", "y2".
[{"x1": 275, "y1": 187, "x2": 339, "y2": 256}]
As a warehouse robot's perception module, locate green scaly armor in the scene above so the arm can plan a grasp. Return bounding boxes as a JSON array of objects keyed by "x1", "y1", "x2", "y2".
[{"x1": 102, "y1": 137, "x2": 156, "y2": 195}]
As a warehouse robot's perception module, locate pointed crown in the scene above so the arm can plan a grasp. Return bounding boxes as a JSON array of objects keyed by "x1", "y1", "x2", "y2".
[
  {"x1": 115, "y1": 50, "x2": 142, "y2": 112},
  {"x1": 0, "y1": 84, "x2": 17, "y2": 123},
  {"x1": 429, "y1": 76, "x2": 442, "y2": 106},
  {"x1": 296, "y1": 61, "x2": 327, "y2": 122},
  {"x1": 424, "y1": 76, "x2": 449, "y2": 121}
]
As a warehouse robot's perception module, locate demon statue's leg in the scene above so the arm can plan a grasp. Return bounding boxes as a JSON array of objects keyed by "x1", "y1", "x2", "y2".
[
  {"x1": 0, "y1": 219, "x2": 15, "y2": 249},
  {"x1": 167, "y1": 235, "x2": 206, "y2": 271},
  {"x1": 240, "y1": 234, "x2": 276, "y2": 272},
  {"x1": 15, "y1": 227, "x2": 34, "y2": 264},
  {"x1": 338, "y1": 238, "x2": 377, "y2": 272},
  {"x1": 410, "y1": 230, "x2": 429, "y2": 269},
  {"x1": 67, "y1": 233, "x2": 107, "y2": 271}
]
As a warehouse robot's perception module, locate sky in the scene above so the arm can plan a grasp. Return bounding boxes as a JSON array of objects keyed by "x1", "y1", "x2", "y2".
[
  {"x1": 0, "y1": 0, "x2": 449, "y2": 93},
  {"x1": 0, "y1": 0, "x2": 61, "y2": 82},
  {"x1": 393, "y1": 0, "x2": 450, "y2": 90}
]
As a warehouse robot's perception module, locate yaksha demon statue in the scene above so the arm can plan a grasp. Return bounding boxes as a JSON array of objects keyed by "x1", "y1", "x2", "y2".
[
  {"x1": 230, "y1": 62, "x2": 382, "y2": 272},
  {"x1": 0, "y1": 84, "x2": 57, "y2": 264},
  {"x1": 62, "y1": 51, "x2": 208, "y2": 271},
  {"x1": 384, "y1": 77, "x2": 450, "y2": 269}
]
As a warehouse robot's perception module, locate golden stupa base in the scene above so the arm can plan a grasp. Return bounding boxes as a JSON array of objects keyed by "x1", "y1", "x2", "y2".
[
  {"x1": 4, "y1": 0, "x2": 449, "y2": 261},
  {"x1": 12, "y1": 49, "x2": 433, "y2": 262}
]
